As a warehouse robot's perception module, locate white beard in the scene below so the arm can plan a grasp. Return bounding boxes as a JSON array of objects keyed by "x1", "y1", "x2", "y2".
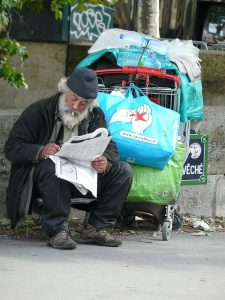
[{"x1": 59, "y1": 95, "x2": 89, "y2": 129}]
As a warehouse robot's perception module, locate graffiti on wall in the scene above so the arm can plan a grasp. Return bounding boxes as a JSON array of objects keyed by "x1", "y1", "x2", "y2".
[{"x1": 70, "y1": 4, "x2": 113, "y2": 43}]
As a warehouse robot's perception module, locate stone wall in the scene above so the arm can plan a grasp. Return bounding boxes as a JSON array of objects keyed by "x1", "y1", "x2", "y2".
[
  {"x1": 179, "y1": 175, "x2": 225, "y2": 217},
  {"x1": 200, "y1": 50, "x2": 225, "y2": 106},
  {"x1": 0, "y1": 42, "x2": 67, "y2": 109},
  {"x1": 0, "y1": 110, "x2": 22, "y2": 215}
]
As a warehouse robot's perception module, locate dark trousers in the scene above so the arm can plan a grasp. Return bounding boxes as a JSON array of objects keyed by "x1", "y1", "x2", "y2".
[{"x1": 33, "y1": 159, "x2": 132, "y2": 237}]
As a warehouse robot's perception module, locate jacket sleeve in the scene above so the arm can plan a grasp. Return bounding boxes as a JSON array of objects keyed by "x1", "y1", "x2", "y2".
[
  {"x1": 4, "y1": 103, "x2": 45, "y2": 163},
  {"x1": 92, "y1": 108, "x2": 119, "y2": 163}
]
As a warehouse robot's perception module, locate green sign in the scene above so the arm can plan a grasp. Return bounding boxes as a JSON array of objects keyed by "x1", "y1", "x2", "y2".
[
  {"x1": 181, "y1": 133, "x2": 208, "y2": 185},
  {"x1": 69, "y1": 4, "x2": 113, "y2": 44}
]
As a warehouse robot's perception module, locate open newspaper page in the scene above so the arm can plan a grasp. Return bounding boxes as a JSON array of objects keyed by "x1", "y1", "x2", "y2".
[{"x1": 49, "y1": 128, "x2": 111, "y2": 197}]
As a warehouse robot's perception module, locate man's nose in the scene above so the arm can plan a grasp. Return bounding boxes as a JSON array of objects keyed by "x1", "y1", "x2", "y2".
[{"x1": 72, "y1": 101, "x2": 79, "y2": 110}]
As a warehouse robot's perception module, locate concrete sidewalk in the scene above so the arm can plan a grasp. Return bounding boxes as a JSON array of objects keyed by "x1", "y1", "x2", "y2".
[{"x1": 0, "y1": 231, "x2": 225, "y2": 300}]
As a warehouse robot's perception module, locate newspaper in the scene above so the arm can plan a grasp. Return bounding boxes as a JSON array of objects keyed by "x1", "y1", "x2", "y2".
[{"x1": 49, "y1": 128, "x2": 111, "y2": 197}]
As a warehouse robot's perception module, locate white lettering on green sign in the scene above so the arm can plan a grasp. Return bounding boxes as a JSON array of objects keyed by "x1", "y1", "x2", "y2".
[{"x1": 183, "y1": 163, "x2": 203, "y2": 175}]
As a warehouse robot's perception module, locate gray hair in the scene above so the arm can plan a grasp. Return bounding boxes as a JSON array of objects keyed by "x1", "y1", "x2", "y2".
[
  {"x1": 57, "y1": 77, "x2": 98, "y2": 111},
  {"x1": 58, "y1": 77, "x2": 70, "y2": 93}
]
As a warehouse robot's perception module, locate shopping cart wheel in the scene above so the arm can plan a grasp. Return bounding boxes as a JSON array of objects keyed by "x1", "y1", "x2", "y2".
[
  {"x1": 123, "y1": 214, "x2": 135, "y2": 225},
  {"x1": 162, "y1": 221, "x2": 171, "y2": 241},
  {"x1": 172, "y1": 212, "x2": 183, "y2": 230}
]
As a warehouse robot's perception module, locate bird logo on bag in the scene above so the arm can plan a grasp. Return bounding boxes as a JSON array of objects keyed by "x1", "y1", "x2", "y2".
[{"x1": 109, "y1": 104, "x2": 152, "y2": 134}]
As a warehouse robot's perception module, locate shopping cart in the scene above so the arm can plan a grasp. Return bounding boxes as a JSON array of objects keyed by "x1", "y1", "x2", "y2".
[
  {"x1": 95, "y1": 66, "x2": 188, "y2": 240},
  {"x1": 96, "y1": 66, "x2": 180, "y2": 110}
]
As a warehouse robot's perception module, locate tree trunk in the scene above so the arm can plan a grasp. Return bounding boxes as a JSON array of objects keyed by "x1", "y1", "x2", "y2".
[
  {"x1": 160, "y1": 0, "x2": 196, "y2": 39},
  {"x1": 113, "y1": 0, "x2": 137, "y2": 30},
  {"x1": 137, "y1": 0, "x2": 160, "y2": 38},
  {"x1": 113, "y1": 0, "x2": 160, "y2": 38}
]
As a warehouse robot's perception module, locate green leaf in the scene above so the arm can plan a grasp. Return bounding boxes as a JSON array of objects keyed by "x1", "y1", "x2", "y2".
[{"x1": 0, "y1": 37, "x2": 29, "y2": 88}]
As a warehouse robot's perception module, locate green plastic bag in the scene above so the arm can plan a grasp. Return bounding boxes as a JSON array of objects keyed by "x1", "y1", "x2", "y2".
[{"x1": 126, "y1": 143, "x2": 185, "y2": 205}]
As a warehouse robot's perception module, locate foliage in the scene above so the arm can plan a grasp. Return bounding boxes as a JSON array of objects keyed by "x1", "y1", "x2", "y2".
[
  {"x1": 0, "y1": 0, "x2": 118, "y2": 89},
  {"x1": 50, "y1": 0, "x2": 118, "y2": 19},
  {"x1": 0, "y1": 37, "x2": 28, "y2": 88}
]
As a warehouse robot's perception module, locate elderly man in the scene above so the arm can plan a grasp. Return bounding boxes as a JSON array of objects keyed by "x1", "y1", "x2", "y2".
[{"x1": 4, "y1": 67, "x2": 132, "y2": 250}]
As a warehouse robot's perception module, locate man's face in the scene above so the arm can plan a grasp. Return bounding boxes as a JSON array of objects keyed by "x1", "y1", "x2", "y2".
[
  {"x1": 65, "y1": 91, "x2": 89, "y2": 113},
  {"x1": 189, "y1": 142, "x2": 201, "y2": 159}
]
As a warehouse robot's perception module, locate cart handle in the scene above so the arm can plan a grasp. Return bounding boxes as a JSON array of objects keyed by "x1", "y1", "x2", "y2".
[{"x1": 95, "y1": 67, "x2": 180, "y2": 88}]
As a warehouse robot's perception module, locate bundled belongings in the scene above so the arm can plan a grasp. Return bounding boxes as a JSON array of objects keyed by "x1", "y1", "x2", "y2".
[
  {"x1": 74, "y1": 28, "x2": 205, "y2": 240},
  {"x1": 78, "y1": 28, "x2": 204, "y2": 123}
]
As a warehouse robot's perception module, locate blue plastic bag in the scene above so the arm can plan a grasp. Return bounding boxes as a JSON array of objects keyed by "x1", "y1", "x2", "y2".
[{"x1": 98, "y1": 85, "x2": 180, "y2": 170}]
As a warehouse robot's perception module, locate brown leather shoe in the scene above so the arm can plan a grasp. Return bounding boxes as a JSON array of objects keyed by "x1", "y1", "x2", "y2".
[
  {"x1": 79, "y1": 227, "x2": 122, "y2": 247},
  {"x1": 48, "y1": 229, "x2": 76, "y2": 250}
]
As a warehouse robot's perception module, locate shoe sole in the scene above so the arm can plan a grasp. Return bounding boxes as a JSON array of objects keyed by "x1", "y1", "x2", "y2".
[
  {"x1": 78, "y1": 238, "x2": 122, "y2": 247},
  {"x1": 47, "y1": 242, "x2": 77, "y2": 250}
]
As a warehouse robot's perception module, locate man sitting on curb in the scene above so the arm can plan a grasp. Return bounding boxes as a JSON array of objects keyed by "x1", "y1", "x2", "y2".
[{"x1": 4, "y1": 67, "x2": 132, "y2": 250}]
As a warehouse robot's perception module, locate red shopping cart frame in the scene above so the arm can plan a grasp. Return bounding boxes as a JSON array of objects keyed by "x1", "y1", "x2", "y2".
[{"x1": 95, "y1": 66, "x2": 180, "y2": 88}]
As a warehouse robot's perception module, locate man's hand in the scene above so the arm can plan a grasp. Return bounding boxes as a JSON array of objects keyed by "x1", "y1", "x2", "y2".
[
  {"x1": 91, "y1": 156, "x2": 108, "y2": 174},
  {"x1": 39, "y1": 143, "x2": 60, "y2": 160}
]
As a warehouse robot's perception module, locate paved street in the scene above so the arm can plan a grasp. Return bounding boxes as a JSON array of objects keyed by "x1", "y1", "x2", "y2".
[{"x1": 0, "y1": 231, "x2": 225, "y2": 300}]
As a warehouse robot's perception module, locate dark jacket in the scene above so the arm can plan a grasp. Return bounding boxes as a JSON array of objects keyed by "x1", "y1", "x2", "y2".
[{"x1": 4, "y1": 93, "x2": 119, "y2": 227}]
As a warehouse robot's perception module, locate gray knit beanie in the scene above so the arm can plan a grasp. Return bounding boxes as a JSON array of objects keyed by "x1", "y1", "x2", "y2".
[{"x1": 66, "y1": 67, "x2": 98, "y2": 100}]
